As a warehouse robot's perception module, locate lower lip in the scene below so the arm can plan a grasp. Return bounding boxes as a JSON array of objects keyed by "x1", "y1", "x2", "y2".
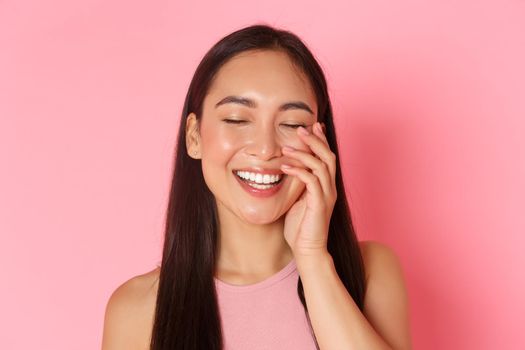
[{"x1": 234, "y1": 173, "x2": 285, "y2": 198}]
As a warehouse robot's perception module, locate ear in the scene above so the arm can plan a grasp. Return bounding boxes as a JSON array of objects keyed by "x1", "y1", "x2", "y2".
[{"x1": 185, "y1": 112, "x2": 201, "y2": 159}]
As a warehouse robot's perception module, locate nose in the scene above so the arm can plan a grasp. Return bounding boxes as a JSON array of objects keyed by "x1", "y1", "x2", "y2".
[{"x1": 245, "y1": 125, "x2": 282, "y2": 161}]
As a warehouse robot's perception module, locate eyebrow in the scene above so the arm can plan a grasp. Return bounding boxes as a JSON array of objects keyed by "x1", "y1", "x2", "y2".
[{"x1": 214, "y1": 95, "x2": 314, "y2": 115}]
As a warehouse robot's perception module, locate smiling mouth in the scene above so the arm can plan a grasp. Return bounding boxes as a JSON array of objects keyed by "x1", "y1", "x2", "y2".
[{"x1": 233, "y1": 171, "x2": 286, "y2": 185}]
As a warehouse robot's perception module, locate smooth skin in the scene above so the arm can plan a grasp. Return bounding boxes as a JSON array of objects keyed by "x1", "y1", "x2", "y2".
[
  {"x1": 102, "y1": 50, "x2": 411, "y2": 349},
  {"x1": 101, "y1": 241, "x2": 410, "y2": 349}
]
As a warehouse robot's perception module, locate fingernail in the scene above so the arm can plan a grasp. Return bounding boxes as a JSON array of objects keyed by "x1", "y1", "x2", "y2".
[
  {"x1": 315, "y1": 122, "x2": 322, "y2": 133},
  {"x1": 298, "y1": 126, "x2": 310, "y2": 135}
]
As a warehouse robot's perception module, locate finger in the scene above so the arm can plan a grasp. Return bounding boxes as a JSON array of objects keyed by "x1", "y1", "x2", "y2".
[
  {"x1": 280, "y1": 164, "x2": 326, "y2": 211},
  {"x1": 314, "y1": 122, "x2": 329, "y2": 145},
  {"x1": 282, "y1": 146, "x2": 332, "y2": 197},
  {"x1": 297, "y1": 125, "x2": 336, "y2": 189}
]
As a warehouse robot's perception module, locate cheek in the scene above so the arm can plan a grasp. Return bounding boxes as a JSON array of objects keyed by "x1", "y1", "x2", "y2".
[
  {"x1": 201, "y1": 127, "x2": 241, "y2": 162},
  {"x1": 285, "y1": 136, "x2": 313, "y2": 155},
  {"x1": 279, "y1": 127, "x2": 315, "y2": 153}
]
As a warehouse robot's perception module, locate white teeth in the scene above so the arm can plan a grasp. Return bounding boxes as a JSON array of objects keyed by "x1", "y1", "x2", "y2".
[
  {"x1": 247, "y1": 182, "x2": 277, "y2": 190},
  {"x1": 235, "y1": 171, "x2": 281, "y2": 184}
]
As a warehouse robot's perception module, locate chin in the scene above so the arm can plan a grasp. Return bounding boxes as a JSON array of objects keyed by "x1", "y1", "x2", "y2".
[{"x1": 239, "y1": 210, "x2": 282, "y2": 225}]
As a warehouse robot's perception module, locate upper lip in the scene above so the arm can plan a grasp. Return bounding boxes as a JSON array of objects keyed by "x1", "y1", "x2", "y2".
[{"x1": 233, "y1": 167, "x2": 284, "y2": 175}]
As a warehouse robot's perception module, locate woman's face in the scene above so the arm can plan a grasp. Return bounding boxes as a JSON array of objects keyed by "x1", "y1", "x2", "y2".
[{"x1": 186, "y1": 49, "x2": 318, "y2": 225}]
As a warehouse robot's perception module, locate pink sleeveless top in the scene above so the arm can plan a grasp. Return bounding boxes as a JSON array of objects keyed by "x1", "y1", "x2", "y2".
[{"x1": 213, "y1": 258, "x2": 319, "y2": 350}]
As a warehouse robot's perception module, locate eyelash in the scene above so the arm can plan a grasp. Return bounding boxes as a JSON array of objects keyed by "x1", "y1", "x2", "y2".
[{"x1": 223, "y1": 119, "x2": 306, "y2": 129}]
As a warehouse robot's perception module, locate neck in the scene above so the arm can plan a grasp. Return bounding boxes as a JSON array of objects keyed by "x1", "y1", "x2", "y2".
[{"x1": 214, "y1": 201, "x2": 294, "y2": 277}]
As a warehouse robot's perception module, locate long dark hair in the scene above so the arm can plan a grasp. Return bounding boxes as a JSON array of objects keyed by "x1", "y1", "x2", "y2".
[{"x1": 150, "y1": 23, "x2": 366, "y2": 349}]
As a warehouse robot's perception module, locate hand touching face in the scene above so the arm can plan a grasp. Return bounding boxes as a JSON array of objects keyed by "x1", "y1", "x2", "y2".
[{"x1": 186, "y1": 49, "x2": 319, "y2": 225}]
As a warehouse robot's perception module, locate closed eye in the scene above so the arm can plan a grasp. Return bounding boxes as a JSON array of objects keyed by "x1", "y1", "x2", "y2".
[
  {"x1": 223, "y1": 119, "x2": 247, "y2": 124},
  {"x1": 222, "y1": 119, "x2": 306, "y2": 129},
  {"x1": 283, "y1": 124, "x2": 306, "y2": 129}
]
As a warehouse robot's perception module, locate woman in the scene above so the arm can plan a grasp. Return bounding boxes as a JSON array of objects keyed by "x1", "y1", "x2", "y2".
[{"x1": 102, "y1": 24, "x2": 411, "y2": 350}]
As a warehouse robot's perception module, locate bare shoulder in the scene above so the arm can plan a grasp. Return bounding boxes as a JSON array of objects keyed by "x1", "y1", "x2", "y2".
[
  {"x1": 101, "y1": 266, "x2": 160, "y2": 350},
  {"x1": 358, "y1": 240, "x2": 402, "y2": 279},
  {"x1": 358, "y1": 240, "x2": 412, "y2": 350}
]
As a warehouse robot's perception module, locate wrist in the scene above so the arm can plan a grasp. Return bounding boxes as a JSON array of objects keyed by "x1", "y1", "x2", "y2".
[{"x1": 294, "y1": 249, "x2": 333, "y2": 268}]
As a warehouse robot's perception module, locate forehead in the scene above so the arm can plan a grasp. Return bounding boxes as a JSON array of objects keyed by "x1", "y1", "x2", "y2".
[{"x1": 205, "y1": 50, "x2": 317, "y2": 112}]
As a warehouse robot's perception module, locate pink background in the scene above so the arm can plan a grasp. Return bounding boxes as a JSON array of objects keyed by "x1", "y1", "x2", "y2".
[{"x1": 1, "y1": 0, "x2": 524, "y2": 349}]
